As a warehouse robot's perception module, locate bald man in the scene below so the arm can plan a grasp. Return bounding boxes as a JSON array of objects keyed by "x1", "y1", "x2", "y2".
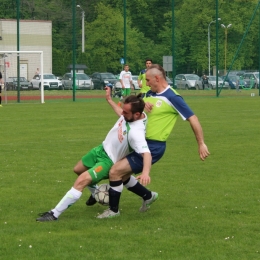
[{"x1": 97, "y1": 64, "x2": 210, "y2": 218}]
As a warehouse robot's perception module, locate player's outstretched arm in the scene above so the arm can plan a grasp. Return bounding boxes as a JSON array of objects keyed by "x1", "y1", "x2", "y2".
[
  {"x1": 187, "y1": 115, "x2": 210, "y2": 161},
  {"x1": 105, "y1": 87, "x2": 122, "y2": 117},
  {"x1": 136, "y1": 152, "x2": 152, "y2": 186}
]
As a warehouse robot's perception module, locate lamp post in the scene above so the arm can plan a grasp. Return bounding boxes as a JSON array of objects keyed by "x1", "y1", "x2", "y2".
[
  {"x1": 77, "y1": 5, "x2": 85, "y2": 53},
  {"x1": 208, "y1": 18, "x2": 221, "y2": 76},
  {"x1": 221, "y1": 23, "x2": 232, "y2": 75}
]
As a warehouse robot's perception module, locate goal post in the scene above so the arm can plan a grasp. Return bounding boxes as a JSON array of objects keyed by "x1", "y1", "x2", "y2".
[{"x1": 0, "y1": 50, "x2": 44, "y2": 103}]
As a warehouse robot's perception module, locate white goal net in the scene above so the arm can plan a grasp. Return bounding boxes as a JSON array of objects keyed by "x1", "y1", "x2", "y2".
[{"x1": 0, "y1": 51, "x2": 44, "y2": 104}]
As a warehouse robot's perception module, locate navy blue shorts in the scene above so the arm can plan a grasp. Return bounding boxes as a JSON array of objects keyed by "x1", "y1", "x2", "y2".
[{"x1": 126, "y1": 139, "x2": 166, "y2": 174}]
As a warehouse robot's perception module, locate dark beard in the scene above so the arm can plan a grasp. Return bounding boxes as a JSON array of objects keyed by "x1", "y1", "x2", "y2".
[{"x1": 125, "y1": 117, "x2": 135, "y2": 122}]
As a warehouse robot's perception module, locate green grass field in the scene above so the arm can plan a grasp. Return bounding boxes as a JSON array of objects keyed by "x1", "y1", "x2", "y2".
[{"x1": 0, "y1": 90, "x2": 259, "y2": 259}]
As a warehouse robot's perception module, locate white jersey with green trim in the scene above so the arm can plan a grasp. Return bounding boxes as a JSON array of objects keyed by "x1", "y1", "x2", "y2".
[
  {"x1": 103, "y1": 113, "x2": 149, "y2": 164},
  {"x1": 119, "y1": 70, "x2": 132, "y2": 88}
]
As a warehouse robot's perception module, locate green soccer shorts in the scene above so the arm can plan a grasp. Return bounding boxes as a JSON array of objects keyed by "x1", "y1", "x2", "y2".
[
  {"x1": 81, "y1": 144, "x2": 113, "y2": 185},
  {"x1": 122, "y1": 88, "x2": 131, "y2": 96}
]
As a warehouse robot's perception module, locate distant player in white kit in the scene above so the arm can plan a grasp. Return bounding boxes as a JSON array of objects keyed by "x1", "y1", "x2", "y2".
[{"x1": 119, "y1": 64, "x2": 133, "y2": 100}]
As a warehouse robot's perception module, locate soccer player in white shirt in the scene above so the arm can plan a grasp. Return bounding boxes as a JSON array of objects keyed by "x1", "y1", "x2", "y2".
[
  {"x1": 36, "y1": 87, "x2": 151, "y2": 222},
  {"x1": 119, "y1": 64, "x2": 133, "y2": 99}
]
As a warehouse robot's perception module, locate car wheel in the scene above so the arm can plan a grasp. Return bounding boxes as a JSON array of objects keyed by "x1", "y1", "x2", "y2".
[
  {"x1": 196, "y1": 84, "x2": 200, "y2": 90},
  {"x1": 185, "y1": 84, "x2": 189, "y2": 90},
  {"x1": 39, "y1": 83, "x2": 41, "y2": 90}
]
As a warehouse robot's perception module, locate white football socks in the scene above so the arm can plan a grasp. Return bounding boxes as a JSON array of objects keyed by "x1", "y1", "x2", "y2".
[{"x1": 52, "y1": 187, "x2": 82, "y2": 218}]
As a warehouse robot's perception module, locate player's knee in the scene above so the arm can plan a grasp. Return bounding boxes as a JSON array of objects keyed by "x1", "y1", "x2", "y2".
[
  {"x1": 74, "y1": 172, "x2": 92, "y2": 190},
  {"x1": 73, "y1": 166, "x2": 81, "y2": 175},
  {"x1": 109, "y1": 165, "x2": 119, "y2": 178}
]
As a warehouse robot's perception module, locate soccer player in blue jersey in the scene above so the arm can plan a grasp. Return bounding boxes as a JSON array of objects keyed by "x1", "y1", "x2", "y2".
[{"x1": 97, "y1": 64, "x2": 210, "y2": 219}]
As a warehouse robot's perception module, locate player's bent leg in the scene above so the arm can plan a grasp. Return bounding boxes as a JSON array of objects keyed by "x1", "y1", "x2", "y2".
[
  {"x1": 73, "y1": 160, "x2": 88, "y2": 176},
  {"x1": 73, "y1": 171, "x2": 92, "y2": 192},
  {"x1": 73, "y1": 171, "x2": 98, "y2": 206},
  {"x1": 36, "y1": 172, "x2": 92, "y2": 222},
  {"x1": 109, "y1": 158, "x2": 132, "y2": 181},
  {"x1": 105, "y1": 159, "x2": 132, "y2": 216},
  {"x1": 139, "y1": 191, "x2": 158, "y2": 212},
  {"x1": 37, "y1": 186, "x2": 83, "y2": 222},
  {"x1": 123, "y1": 175, "x2": 157, "y2": 212}
]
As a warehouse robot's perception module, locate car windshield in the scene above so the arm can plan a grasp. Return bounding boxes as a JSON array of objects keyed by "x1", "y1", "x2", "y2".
[
  {"x1": 208, "y1": 76, "x2": 222, "y2": 81},
  {"x1": 132, "y1": 76, "x2": 138, "y2": 80},
  {"x1": 43, "y1": 74, "x2": 56, "y2": 79},
  {"x1": 11, "y1": 77, "x2": 27, "y2": 82},
  {"x1": 186, "y1": 75, "x2": 199, "y2": 80},
  {"x1": 227, "y1": 75, "x2": 239, "y2": 80},
  {"x1": 76, "y1": 74, "x2": 90, "y2": 80},
  {"x1": 255, "y1": 73, "x2": 259, "y2": 79},
  {"x1": 101, "y1": 73, "x2": 116, "y2": 79}
]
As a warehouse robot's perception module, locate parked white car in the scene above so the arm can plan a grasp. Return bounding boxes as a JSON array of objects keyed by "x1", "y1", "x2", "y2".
[{"x1": 30, "y1": 73, "x2": 62, "y2": 90}]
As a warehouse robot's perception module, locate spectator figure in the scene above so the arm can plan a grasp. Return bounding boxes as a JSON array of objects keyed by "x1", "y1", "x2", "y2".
[
  {"x1": 202, "y1": 75, "x2": 208, "y2": 90},
  {"x1": 35, "y1": 68, "x2": 40, "y2": 75}
]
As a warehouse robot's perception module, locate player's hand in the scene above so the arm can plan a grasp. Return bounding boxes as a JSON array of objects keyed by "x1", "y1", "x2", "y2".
[
  {"x1": 136, "y1": 173, "x2": 151, "y2": 186},
  {"x1": 199, "y1": 143, "x2": 210, "y2": 161},
  {"x1": 144, "y1": 102, "x2": 154, "y2": 113},
  {"x1": 104, "y1": 86, "x2": 112, "y2": 99}
]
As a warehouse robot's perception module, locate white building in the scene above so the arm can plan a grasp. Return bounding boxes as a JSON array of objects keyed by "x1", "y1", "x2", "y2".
[{"x1": 0, "y1": 19, "x2": 52, "y2": 81}]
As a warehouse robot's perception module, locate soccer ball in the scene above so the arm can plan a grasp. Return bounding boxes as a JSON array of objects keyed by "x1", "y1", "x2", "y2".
[{"x1": 94, "y1": 184, "x2": 110, "y2": 206}]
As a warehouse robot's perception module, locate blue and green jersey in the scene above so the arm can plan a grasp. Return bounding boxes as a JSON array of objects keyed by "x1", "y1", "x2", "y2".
[
  {"x1": 138, "y1": 69, "x2": 150, "y2": 94},
  {"x1": 143, "y1": 87, "x2": 194, "y2": 141}
]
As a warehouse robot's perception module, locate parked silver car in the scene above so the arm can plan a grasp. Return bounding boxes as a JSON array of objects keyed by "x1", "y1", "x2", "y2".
[
  {"x1": 61, "y1": 73, "x2": 94, "y2": 90},
  {"x1": 132, "y1": 75, "x2": 140, "y2": 90},
  {"x1": 242, "y1": 72, "x2": 259, "y2": 89},
  {"x1": 196, "y1": 76, "x2": 229, "y2": 89},
  {"x1": 174, "y1": 74, "x2": 199, "y2": 89}
]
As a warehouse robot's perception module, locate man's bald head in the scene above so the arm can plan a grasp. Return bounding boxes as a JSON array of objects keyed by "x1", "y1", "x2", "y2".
[{"x1": 146, "y1": 64, "x2": 166, "y2": 80}]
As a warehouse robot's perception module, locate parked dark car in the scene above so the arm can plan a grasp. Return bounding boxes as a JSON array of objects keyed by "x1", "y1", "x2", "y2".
[
  {"x1": 5, "y1": 77, "x2": 31, "y2": 90},
  {"x1": 90, "y1": 72, "x2": 119, "y2": 90}
]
